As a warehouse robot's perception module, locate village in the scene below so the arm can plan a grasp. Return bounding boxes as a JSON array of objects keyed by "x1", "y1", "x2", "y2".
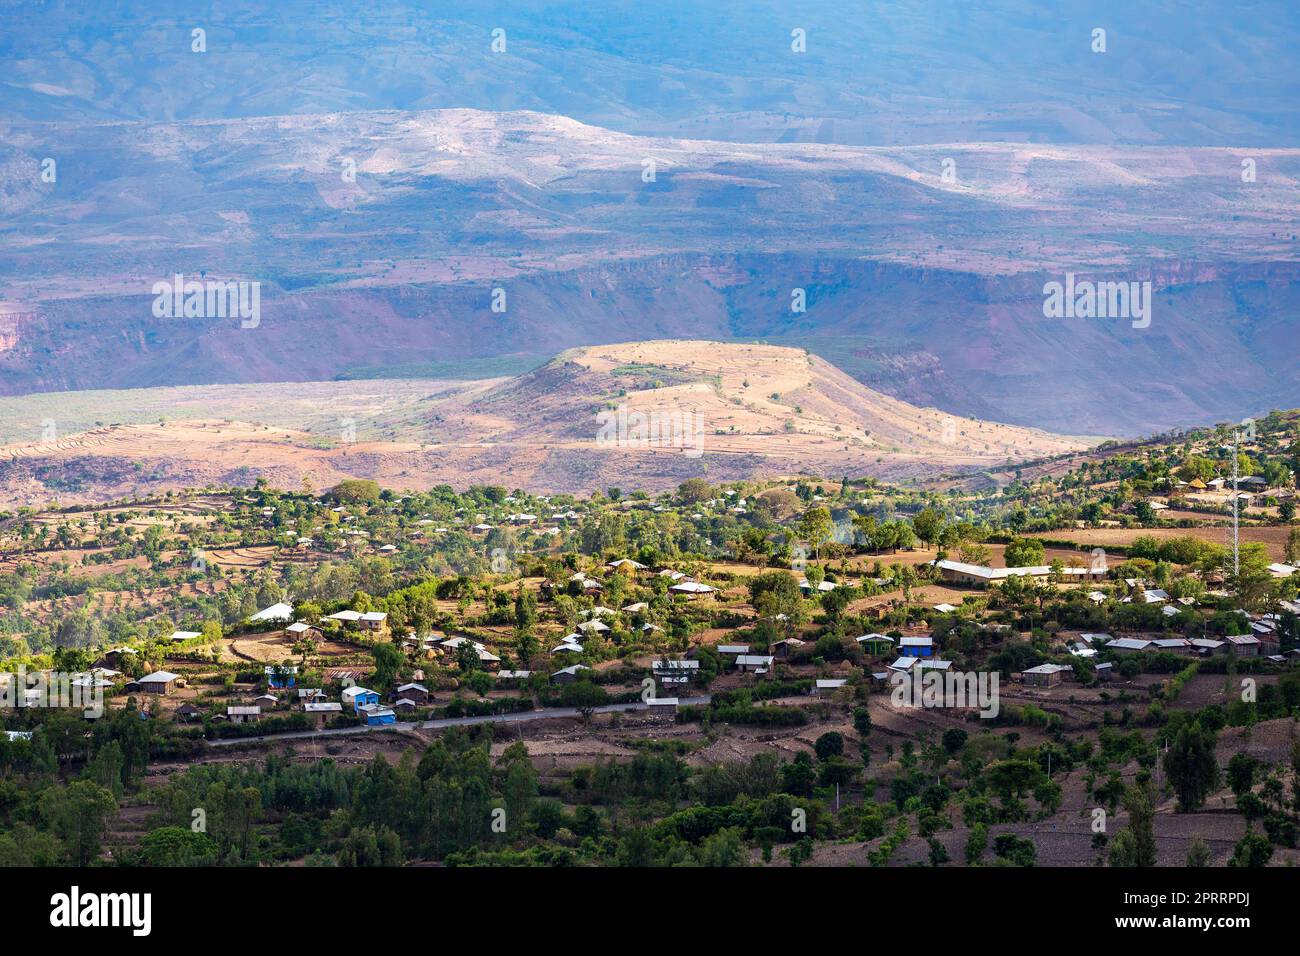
[{"x1": 1, "y1": 409, "x2": 1299, "y2": 869}]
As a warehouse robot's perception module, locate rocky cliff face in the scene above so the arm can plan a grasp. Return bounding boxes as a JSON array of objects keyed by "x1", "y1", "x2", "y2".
[{"x1": 3, "y1": 254, "x2": 1297, "y2": 435}]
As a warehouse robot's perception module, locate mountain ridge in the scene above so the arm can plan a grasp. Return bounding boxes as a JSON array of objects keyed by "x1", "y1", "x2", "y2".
[{"x1": 0, "y1": 340, "x2": 1096, "y2": 506}]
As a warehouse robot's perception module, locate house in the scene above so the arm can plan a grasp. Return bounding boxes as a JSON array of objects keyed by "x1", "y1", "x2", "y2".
[
  {"x1": 341, "y1": 686, "x2": 380, "y2": 711},
  {"x1": 137, "y1": 671, "x2": 182, "y2": 695},
  {"x1": 169, "y1": 630, "x2": 201, "y2": 643},
  {"x1": 252, "y1": 693, "x2": 278, "y2": 708},
  {"x1": 1150, "y1": 638, "x2": 1193, "y2": 654},
  {"x1": 1268, "y1": 563, "x2": 1298, "y2": 579},
  {"x1": 567, "y1": 572, "x2": 603, "y2": 592},
  {"x1": 249, "y1": 602, "x2": 294, "y2": 624},
  {"x1": 285, "y1": 621, "x2": 322, "y2": 642},
  {"x1": 771, "y1": 637, "x2": 806, "y2": 659},
  {"x1": 622, "y1": 602, "x2": 650, "y2": 613},
  {"x1": 304, "y1": 701, "x2": 343, "y2": 724},
  {"x1": 1105, "y1": 638, "x2": 1153, "y2": 654},
  {"x1": 327, "y1": 609, "x2": 363, "y2": 627},
  {"x1": 1225, "y1": 635, "x2": 1261, "y2": 657},
  {"x1": 607, "y1": 558, "x2": 648, "y2": 572},
  {"x1": 404, "y1": 633, "x2": 443, "y2": 654},
  {"x1": 814, "y1": 678, "x2": 847, "y2": 698},
  {"x1": 297, "y1": 687, "x2": 325, "y2": 701},
  {"x1": 496, "y1": 670, "x2": 533, "y2": 685},
  {"x1": 645, "y1": 697, "x2": 679, "y2": 719},
  {"x1": 576, "y1": 620, "x2": 610, "y2": 635},
  {"x1": 799, "y1": 579, "x2": 838, "y2": 596},
  {"x1": 931, "y1": 559, "x2": 1102, "y2": 587},
  {"x1": 71, "y1": 674, "x2": 112, "y2": 691},
  {"x1": 395, "y1": 682, "x2": 428, "y2": 704},
  {"x1": 1189, "y1": 638, "x2": 1227, "y2": 656},
  {"x1": 552, "y1": 639, "x2": 584, "y2": 654},
  {"x1": 393, "y1": 698, "x2": 419, "y2": 714},
  {"x1": 439, "y1": 636, "x2": 502, "y2": 668},
  {"x1": 715, "y1": 644, "x2": 750, "y2": 657},
  {"x1": 652, "y1": 659, "x2": 700, "y2": 685},
  {"x1": 1019, "y1": 664, "x2": 1072, "y2": 687},
  {"x1": 1095, "y1": 662, "x2": 1115, "y2": 681},
  {"x1": 1078, "y1": 632, "x2": 1112, "y2": 645},
  {"x1": 359, "y1": 611, "x2": 388, "y2": 632},
  {"x1": 97, "y1": 647, "x2": 138, "y2": 668},
  {"x1": 226, "y1": 706, "x2": 261, "y2": 724},
  {"x1": 551, "y1": 664, "x2": 591, "y2": 685},
  {"x1": 855, "y1": 634, "x2": 895, "y2": 655},
  {"x1": 359, "y1": 704, "x2": 396, "y2": 726},
  {"x1": 174, "y1": 702, "x2": 204, "y2": 722},
  {"x1": 887, "y1": 656, "x2": 918, "y2": 673},
  {"x1": 670, "y1": 581, "x2": 716, "y2": 597},
  {"x1": 932, "y1": 603, "x2": 959, "y2": 614},
  {"x1": 734, "y1": 654, "x2": 774, "y2": 674},
  {"x1": 898, "y1": 636, "x2": 934, "y2": 658}
]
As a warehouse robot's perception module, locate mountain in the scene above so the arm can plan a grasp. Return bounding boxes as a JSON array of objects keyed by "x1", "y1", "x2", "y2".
[
  {"x1": 0, "y1": 340, "x2": 1094, "y2": 505},
  {"x1": 1, "y1": 108, "x2": 1298, "y2": 434},
  {"x1": 3, "y1": 0, "x2": 1298, "y2": 148}
]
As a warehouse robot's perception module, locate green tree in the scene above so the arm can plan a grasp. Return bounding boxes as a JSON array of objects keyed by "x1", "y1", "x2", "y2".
[
  {"x1": 677, "y1": 478, "x2": 712, "y2": 505},
  {"x1": 138, "y1": 827, "x2": 220, "y2": 866},
  {"x1": 1109, "y1": 784, "x2": 1157, "y2": 867},
  {"x1": 328, "y1": 479, "x2": 381, "y2": 505},
  {"x1": 814, "y1": 732, "x2": 845, "y2": 761},
  {"x1": 1185, "y1": 838, "x2": 1210, "y2": 867},
  {"x1": 964, "y1": 822, "x2": 988, "y2": 864},
  {"x1": 1164, "y1": 721, "x2": 1219, "y2": 813},
  {"x1": 1229, "y1": 829, "x2": 1273, "y2": 867},
  {"x1": 561, "y1": 680, "x2": 608, "y2": 721},
  {"x1": 1004, "y1": 537, "x2": 1046, "y2": 567},
  {"x1": 911, "y1": 507, "x2": 945, "y2": 548},
  {"x1": 40, "y1": 780, "x2": 118, "y2": 866},
  {"x1": 798, "y1": 506, "x2": 834, "y2": 559}
]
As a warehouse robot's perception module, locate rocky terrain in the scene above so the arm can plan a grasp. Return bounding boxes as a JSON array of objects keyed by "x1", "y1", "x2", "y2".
[{"x1": 0, "y1": 340, "x2": 1094, "y2": 505}]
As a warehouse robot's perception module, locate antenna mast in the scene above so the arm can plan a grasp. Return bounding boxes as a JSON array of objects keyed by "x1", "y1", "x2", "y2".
[{"x1": 1231, "y1": 429, "x2": 1240, "y2": 582}]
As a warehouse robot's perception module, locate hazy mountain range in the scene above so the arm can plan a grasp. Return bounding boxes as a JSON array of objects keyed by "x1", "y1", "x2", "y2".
[{"x1": 1, "y1": 0, "x2": 1297, "y2": 440}]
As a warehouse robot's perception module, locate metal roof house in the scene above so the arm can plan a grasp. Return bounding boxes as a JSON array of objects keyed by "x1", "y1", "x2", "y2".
[
  {"x1": 137, "y1": 671, "x2": 182, "y2": 695},
  {"x1": 899, "y1": 636, "x2": 934, "y2": 658},
  {"x1": 341, "y1": 686, "x2": 380, "y2": 711}
]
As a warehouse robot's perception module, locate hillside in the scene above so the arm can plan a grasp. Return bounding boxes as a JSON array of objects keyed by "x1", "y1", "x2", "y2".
[
  {"x1": 2, "y1": 108, "x2": 1298, "y2": 432},
  {"x1": 0, "y1": 341, "x2": 1094, "y2": 506}
]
